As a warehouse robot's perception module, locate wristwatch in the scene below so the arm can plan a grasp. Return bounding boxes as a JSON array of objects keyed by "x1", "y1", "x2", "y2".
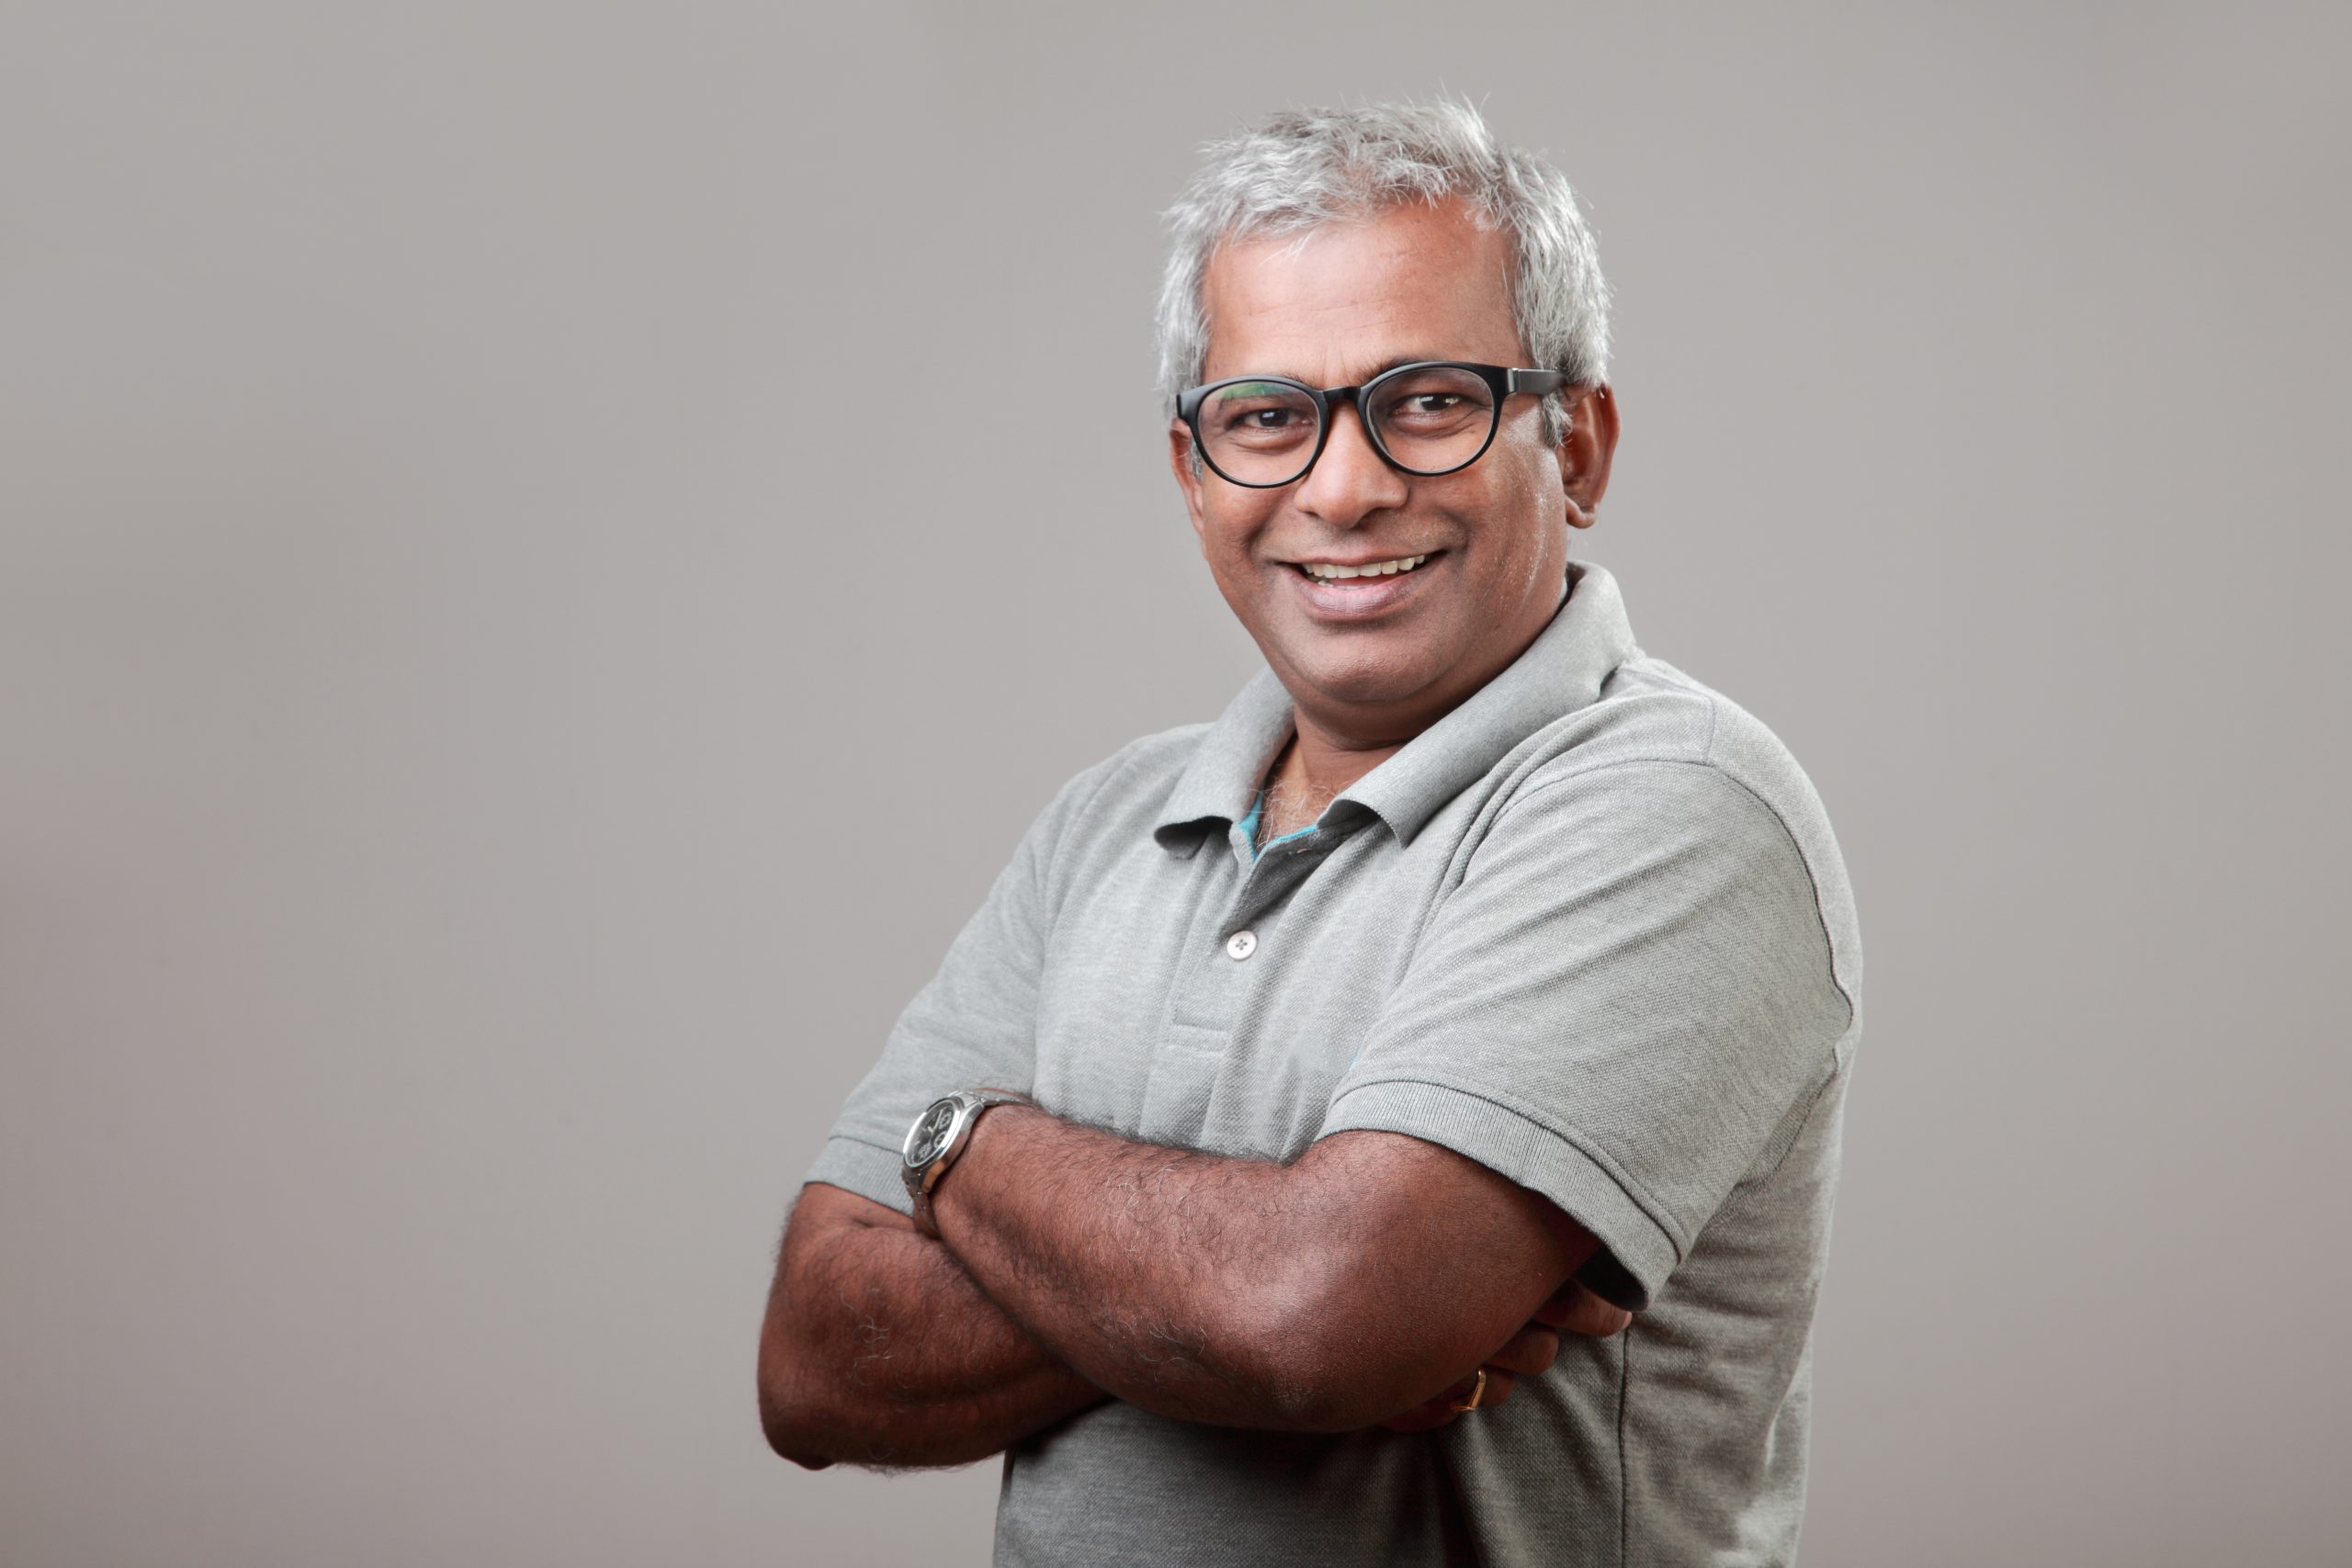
[{"x1": 900, "y1": 1088, "x2": 1036, "y2": 1239}]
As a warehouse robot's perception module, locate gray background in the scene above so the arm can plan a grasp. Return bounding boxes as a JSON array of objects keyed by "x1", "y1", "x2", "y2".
[{"x1": 4, "y1": 2, "x2": 2345, "y2": 1563}]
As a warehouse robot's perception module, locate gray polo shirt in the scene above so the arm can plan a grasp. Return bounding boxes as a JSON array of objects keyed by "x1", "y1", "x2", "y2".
[{"x1": 805, "y1": 557, "x2": 1864, "y2": 1566}]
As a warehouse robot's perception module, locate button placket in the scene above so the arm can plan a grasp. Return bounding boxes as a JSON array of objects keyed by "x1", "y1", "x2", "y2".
[{"x1": 1170, "y1": 819, "x2": 1347, "y2": 1033}]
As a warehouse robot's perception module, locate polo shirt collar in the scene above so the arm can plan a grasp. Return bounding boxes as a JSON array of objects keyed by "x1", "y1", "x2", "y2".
[
  {"x1": 1152, "y1": 558, "x2": 1637, "y2": 855},
  {"x1": 1152, "y1": 667, "x2": 1295, "y2": 856}
]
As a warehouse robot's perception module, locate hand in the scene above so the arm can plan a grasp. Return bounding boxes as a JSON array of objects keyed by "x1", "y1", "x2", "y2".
[
  {"x1": 1374, "y1": 1280, "x2": 1635, "y2": 1433},
  {"x1": 1527, "y1": 1277, "x2": 1635, "y2": 1339}
]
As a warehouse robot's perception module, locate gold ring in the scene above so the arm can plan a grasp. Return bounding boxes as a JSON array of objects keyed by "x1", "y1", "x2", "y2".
[{"x1": 1451, "y1": 1368, "x2": 1487, "y2": 1414}]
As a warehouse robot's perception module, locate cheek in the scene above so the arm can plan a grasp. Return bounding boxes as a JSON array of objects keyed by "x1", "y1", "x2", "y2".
[
  {"x1": 1490, "y1": 456, "x2": 1566, "y2": 558},
  {"x1": 1501, "y1": 443, "x2": 1563, "y2": 514},
  {"x1": 1199, "y1": 498, "x2": 1278, "y2": 569}
]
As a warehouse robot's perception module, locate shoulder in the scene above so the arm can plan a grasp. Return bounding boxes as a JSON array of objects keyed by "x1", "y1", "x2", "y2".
[
  {"x1": 1038, "y1": 719, "x2": 1215, "y2": 826},
  {"x1": 1012, "y1": 717, "x2": 1216, "y2": 880},
  {"x1": 1507, "y1": 649, "x2": 1834, "y2": 834},
  {"x1": 1498, "y1": 648, "x2": 1866, "y2": 1023}
]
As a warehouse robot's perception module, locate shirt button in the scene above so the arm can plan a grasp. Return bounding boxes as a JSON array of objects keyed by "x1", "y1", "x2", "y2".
[{"x1": 1225, "y1": 930, "x2": 1258, "y2": 961}]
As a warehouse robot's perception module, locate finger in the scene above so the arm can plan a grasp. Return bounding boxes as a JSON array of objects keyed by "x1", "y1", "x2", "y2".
[
  {"x1": 1377, "y1": 1400, "x2": 1458, "y2": 1433},
  {"x1": 1563, "y1": 1293, "x2": 1635, "y2": 1338},
  {"x1": 1442, "y1": 1368, "x2": 1515, "y2": 1411},
  {"x1": 1483, "y1": 1324, "x2": 1561, "y2": 1377},
  {"x1": 1380, "y1": 1364, "x2": 1522, "y2": 1431},
  {"x1": 1532, "y1": 1281, "x2": 1635, "y2": 1338}
]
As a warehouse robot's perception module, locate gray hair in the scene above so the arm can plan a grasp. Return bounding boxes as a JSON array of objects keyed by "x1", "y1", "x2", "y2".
[{"x1": 1155, "y1": 99, "x2": 1611, "y2": 448}]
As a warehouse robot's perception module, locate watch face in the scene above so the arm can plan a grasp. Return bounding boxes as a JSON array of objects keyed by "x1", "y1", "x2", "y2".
[{"x1": 905, "y1": 1099, "x2": 961, "y2": 1168}]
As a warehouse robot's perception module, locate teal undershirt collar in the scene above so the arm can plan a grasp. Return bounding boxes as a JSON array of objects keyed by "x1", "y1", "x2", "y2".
[{"x1": 1235, "y1": 790, "x2": 1319, "y2": 861}]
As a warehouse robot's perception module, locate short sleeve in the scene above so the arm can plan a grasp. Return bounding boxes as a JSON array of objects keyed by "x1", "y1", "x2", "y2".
[
  {"x1": 798, "y1": 764, "x2": 1096, "y2": 1215},
  {"x1": 1315, "y1": 760, "x2": 1851, "y2": 1309}
]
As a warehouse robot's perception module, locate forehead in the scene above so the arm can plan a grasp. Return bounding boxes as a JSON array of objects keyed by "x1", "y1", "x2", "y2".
[{"x1": 1199, "y1": 198, "x2": 1522, "y2": 383}]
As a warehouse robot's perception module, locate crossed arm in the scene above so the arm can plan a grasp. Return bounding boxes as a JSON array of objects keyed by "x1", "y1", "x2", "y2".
[{"x1": 757, "y1": 1108, "x2": 1632, "y2": 1469}]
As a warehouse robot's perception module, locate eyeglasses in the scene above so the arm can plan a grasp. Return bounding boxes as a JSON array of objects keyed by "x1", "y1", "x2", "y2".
[{"x1": 1177, "y1": 361, "x2": 1570, "y2": 489}]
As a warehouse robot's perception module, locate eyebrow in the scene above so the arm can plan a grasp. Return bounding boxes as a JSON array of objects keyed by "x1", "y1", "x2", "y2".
[
  {"x1": 1217, "y1": 353, "x2": 1461, "y2": 391},
  {"x1": 1213, "y1": 379, "x2": 1295, "y2": 401},
  {"x1": 1350, "y1": 353, "x2": 1456, "y2": 384}
]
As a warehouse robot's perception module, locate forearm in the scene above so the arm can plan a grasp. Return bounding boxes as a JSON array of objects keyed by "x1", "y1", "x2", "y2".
[
  {"x1": 759, "y1": 1183, "x2": 1107, "y2": 1470},
  {"x1": 933, "y1": 1109, "x2": 1546, "y2": 1431},
  {"x1": 932, "y1": 1109, "x2": 1318, "y2": 1427}
]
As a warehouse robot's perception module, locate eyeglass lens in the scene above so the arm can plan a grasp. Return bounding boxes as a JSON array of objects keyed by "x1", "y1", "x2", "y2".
[{"x1": 1196, "y1": 366, "x2": 1498, "y2": 486}]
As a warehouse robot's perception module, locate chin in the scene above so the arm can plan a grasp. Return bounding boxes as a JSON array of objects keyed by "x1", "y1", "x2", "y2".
[{"x1": 1283, "y1": 649, "x2": 1441, "y2": 712}]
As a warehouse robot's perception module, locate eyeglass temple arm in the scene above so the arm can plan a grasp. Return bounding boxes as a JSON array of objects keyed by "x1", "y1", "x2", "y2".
[{"x1": 1506, "y1": 369, "x2": 1571, "y2": 396}]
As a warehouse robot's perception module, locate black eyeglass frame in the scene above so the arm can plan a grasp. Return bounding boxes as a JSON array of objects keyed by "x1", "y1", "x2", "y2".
[{"x1": 1176, "y1": 361, "x2": 1572, "y2": 489}]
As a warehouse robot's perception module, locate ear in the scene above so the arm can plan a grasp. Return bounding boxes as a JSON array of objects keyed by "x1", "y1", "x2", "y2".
[
  {"x1": 1169, "y1": 419, "x2": 1210, "y2": 549},
  {"x1": 1555, "y1": 383, "x2": 1621, "y2": 531}
]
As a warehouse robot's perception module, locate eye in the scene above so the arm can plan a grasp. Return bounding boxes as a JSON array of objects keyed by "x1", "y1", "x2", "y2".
[
  {"x1": 1213, "y1": 401, "x2": 1302, "y2": 436},
  {"x1": 1373, "y1": 370, "x2": 1492, "y2": 439},
  {"x1": 1206, "y1": 382, "x2": 1317, "y2": 446}
]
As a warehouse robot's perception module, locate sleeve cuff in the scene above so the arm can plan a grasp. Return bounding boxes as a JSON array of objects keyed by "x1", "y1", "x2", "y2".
[
  {"x1": 801, "y1": 1134, "x2": 914, "y2": 1218},
  {"x1": 1318, "y1": 1078, "x2": 1681, "y2": 1311}
]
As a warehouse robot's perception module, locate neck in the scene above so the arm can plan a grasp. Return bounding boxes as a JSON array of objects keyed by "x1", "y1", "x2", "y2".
[{"x1": 1265, "y1": 716, "x2": 1406, "y2": 808}]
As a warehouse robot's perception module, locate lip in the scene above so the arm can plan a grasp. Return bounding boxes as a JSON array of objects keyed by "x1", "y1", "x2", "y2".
[{"x1": 1280, "y1": 550, "x2": 1444, "y2": 621}]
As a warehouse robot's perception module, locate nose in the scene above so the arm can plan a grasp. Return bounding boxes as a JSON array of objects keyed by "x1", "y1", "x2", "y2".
[{"x1": 1293, "y1": 397, "x2": 1408, "y2": 527}]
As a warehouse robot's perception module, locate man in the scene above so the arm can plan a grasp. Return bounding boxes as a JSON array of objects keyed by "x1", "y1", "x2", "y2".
[{"x1": 759, "y1": 100, "x2": 1862, "y2": 1565}]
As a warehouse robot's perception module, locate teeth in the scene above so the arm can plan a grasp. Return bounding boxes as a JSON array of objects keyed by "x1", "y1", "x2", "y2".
[{"x1": 1303, "y1": 554, "x2": 1427, "y2": 580}]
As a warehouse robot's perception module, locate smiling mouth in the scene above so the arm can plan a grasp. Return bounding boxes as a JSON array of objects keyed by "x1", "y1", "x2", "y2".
[{"x1": 1290, "y1": 552, "x2": 1436, "y2": 581}]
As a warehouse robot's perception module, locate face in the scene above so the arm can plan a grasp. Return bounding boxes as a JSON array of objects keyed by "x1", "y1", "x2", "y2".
[{"x1": 1170, "y1": 197, "x2": 1616, "y2": 748}]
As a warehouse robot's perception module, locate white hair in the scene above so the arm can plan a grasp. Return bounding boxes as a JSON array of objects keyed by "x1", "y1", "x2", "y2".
[{"x1": 1155, "y1": 99, "x2": 1611, "y2": 448}]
